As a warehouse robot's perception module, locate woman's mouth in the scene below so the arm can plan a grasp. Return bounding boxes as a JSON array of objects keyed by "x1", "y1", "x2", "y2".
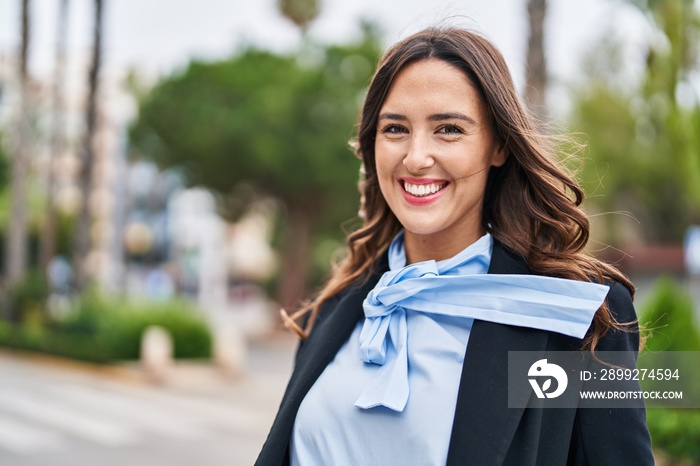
[
  {"x1": 400, "y1": 179, "x2": 449, "y2": 205},
  {"x1": 402, "y1": 181, "x2": 447, "y2": 197}
]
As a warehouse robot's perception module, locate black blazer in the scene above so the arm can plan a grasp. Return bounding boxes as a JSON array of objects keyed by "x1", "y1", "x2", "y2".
[{"x1": 255, "y1": 241, "x2": 654, "y2": 466}]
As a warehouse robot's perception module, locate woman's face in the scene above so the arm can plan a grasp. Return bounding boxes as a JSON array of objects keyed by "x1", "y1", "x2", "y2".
[{"x1": 374, "y1": 59, "x2": 506, "y2": 261}]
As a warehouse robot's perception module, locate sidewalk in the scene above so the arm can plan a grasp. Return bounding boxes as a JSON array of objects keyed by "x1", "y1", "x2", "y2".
[
  {"x1": 0, "y1": 331, "x2": 297, "y2": 396},
  {"x1": 0, "y1": 332, "x2": 298, "y2": 466}
]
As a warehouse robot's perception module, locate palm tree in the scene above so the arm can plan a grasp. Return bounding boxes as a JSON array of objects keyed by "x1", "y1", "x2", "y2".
[
  {"x1": 5, "y1": 0, "x2": 32, "y2": 290},
  {"x1": 525, "y1": 0, "x2": 548, "y2": 121},
  {"x1": 73, "y1": 0, "x2": 104, "y2": 291},
  {"x1": 278, "y1": 0, "x2": 320, "y2": 35},
  {"x1": 40, "y1": 0, "x2": 70, "y2": 272}
]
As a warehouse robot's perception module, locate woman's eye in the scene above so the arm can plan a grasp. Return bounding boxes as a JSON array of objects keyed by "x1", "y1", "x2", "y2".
[
  {"x1": 380, "y1": 124, "x2": 408, "y2": 134},
  {"x1": 438, "y1": 124, "x2": 463, "y2": 135}
]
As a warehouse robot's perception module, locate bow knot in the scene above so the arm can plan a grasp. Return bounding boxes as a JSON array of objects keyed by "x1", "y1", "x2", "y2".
[
  {"x1": 353, "y1": 232, "x2": 609, "y2": 413},
  {"x1": 364, "y1": 260, "x2": 439, "y2": 312},
  {"x1": 360, "y1": 261, "x2": 439, "y2": 367}
]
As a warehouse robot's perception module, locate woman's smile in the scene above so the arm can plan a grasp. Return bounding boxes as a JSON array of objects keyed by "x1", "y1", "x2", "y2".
[{"x1": 400, "y1": 178, "x2": 449, "y2": 205}]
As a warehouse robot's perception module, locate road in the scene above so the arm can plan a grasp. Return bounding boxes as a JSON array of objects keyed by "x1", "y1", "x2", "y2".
[{"x1": 0, "y1": 335, "x2": 296, "y2": 466}]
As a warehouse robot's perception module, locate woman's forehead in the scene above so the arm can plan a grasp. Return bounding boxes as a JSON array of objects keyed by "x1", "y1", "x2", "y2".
[{"x1": 379, "y1": 59, "x2": 487, "y2": 121}]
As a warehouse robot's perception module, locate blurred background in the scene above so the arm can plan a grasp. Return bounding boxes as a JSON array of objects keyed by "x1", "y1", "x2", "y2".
[{"x1": 0, "y1": 0, "x2": 699, "y2": 464}]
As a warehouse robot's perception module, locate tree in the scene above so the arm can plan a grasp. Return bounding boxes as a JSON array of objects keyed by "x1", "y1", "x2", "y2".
[
  {"x1": 569, "y1": 0, "x2": 700, "y2": 244},
  {"x1": 73, "y1": 0, "x2": 104, "y2": 291},
  {"x1": 40, "y1": 0, "x2": 70, "y2": 272},
  {"x1": 129, "y1": 31, "x2": 381, "y2": 308},
  {"x1": 278, "y1": 0, "x2": 320, "y2": 34},
  {"x1": 5, "y1": 0, "x2": 32, "y2": 289},
  {"x1": 525, "y1": 0, "x2": 549, "y2": 120},
  {"x1": 0, "y1": 136, "x2": 10, "y2": 189}
]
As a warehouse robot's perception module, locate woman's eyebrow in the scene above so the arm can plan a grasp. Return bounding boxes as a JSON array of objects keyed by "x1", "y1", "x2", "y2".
[
  {"x1": 378, "y1": 112, "x2": 406, "y2": 121},
  {"x1": 377, "y1": 112, "x2": 477, "y2": 125},
  {"x1": 429, "y1": 112, "x2": 476, "y2": 125}
]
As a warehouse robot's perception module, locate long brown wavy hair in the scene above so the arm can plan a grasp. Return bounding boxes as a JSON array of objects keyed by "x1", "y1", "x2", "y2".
[{"x1": 282, "y1": 27, "x2": 635, "y2": 352}]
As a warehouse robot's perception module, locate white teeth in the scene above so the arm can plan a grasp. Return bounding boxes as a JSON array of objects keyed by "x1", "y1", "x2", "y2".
[{"x1": 403, "y1": 182, "x2": 446, "y2": 197}]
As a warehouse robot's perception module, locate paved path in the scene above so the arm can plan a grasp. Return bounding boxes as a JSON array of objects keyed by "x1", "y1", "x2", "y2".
[{"x1": 0, "y1": 335, "x2": 296, "y2": 466}]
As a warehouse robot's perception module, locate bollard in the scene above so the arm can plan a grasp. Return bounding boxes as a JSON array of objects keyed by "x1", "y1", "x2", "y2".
[
  {"x1": 141, "y1": 325, "x2": 174, "y2": 384},
  {"x1": 214, "y1": 324, "x2": 247, "y2": 378}
]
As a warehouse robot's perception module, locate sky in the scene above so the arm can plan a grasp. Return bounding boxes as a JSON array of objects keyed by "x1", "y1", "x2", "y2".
[{"x1": 0, "y1": 0, "x2": 651, "y2": 91}]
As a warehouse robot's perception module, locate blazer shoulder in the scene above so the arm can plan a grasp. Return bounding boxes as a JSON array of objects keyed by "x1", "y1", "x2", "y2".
[
  {"x1": 597, "y1": 281, "x2": 640, "y2": 352},
  {"x1": 294, "y1": 255, "x2": 389, "y2": 360},
  {"x1": 305, "y1": 260, "x2": 386, "y2": 331},
  {"x1": 604, "y1": 281, "x2": 636, "y2": 321},
  {"x1": 490, "y1": 241, "x2": 641, "y2": 352}
]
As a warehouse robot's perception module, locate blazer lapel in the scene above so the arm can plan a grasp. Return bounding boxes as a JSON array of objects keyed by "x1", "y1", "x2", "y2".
[{"x1": 446, "y1": 241, "x2": 549, "y2": 466}]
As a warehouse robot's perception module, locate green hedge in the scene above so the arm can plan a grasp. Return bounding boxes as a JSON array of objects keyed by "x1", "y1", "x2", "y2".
[
  {"x1": 640, "y1": 276, "x2": 700, "y2": 464},
  {"x1": 0, "y1": 292, "x2": 211, "y2": 363},
  {"x1": 640, "y1": 276, "x2": 700, "y2": 352},
  {"x1": 646, "y1": 408, "x2": 700, "y2": 464}
]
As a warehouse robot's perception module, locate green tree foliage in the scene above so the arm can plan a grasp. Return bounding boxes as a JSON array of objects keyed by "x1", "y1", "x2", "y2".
[
  {"x1": 570, "y1": 0, "x2": 700, "y2": 244},
  {"x1": 129, "y1": 30, "x2": 381, "y2": 307}
]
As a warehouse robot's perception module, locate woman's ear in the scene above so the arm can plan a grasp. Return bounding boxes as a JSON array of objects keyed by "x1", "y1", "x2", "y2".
[{"x1": 491, "y1": 145, "x2": 508, "y2": 168}]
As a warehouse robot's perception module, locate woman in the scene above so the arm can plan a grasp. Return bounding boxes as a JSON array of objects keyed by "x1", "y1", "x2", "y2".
[{"x1": 255, "y1": 27, "x2": 653, "y2": 466}]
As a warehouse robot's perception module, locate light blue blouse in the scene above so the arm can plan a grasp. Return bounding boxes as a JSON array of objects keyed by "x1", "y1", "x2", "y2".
[{"x1": 291, "y1": 232, "x2": 609, "y2": 466}]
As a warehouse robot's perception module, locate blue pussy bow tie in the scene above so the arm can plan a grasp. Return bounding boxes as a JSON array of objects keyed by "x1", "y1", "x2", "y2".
[{"x1": 355, "y1": 232, "x2": 610, "y2": 412}]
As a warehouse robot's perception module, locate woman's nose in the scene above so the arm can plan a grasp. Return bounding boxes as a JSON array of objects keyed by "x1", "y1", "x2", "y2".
[{"x1": 402, "y1": 134, "x2": 435, "y2": 173}]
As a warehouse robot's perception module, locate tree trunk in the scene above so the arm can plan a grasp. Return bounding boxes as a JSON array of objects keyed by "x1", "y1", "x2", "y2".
[
  {"x1": 5, "y1": 0, "x2": 32, "y2": 290},
  {"x1": 525, "y1": 0, "x2": 548, "y2": 120},
  {"x1": 73, "y1": 0, "x2": 103, "y2": 292},
  {"x1": 40, "y1": 0, "x2": 70, "y2": 273},
  {"x1": 277, "y1": 204, "x2": 313, "y2": 312}
]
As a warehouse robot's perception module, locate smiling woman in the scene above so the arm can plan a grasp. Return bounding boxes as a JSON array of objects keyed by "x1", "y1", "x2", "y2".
[{"x1": 256, "y1": 27, "x2": 654, "y2": 466}]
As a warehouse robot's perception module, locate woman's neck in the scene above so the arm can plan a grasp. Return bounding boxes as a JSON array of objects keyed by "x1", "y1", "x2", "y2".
[{"x1": 403, "y1": 226, "x2": 486, "y2": 264}]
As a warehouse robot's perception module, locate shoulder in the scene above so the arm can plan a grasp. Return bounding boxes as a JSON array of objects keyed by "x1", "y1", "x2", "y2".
[
  {"x1": 295, "y1": 255, "x2": 389, "y2": 352},
  {"x1": 314, "y1": 257, "x2": 389, "y2": 325},
  {"x1": 492, "y1": 238, "x2": 638, "y2": 324},
  {"x1": 491, "y1": 240, "x2": 640, "y2": 350},
  {"x1": 604, "y1": 281, "x2": 636, "y2": 323},
  {"x1": 596, "y1": 281, "x2": 640, "y2": 352}
]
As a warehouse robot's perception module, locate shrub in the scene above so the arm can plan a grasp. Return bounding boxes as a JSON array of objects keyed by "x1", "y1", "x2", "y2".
[
  {"x1": 639, "y1": 277, "x2": 700, "y2": 464},
  {"x1": 639, "y1": 276, "x2": 700, "y2": 351},
  {"x1": 646, "y1": 408, "x2": 700, "y2": 464},
  {"x1": 0, "y1": 291, "x2": 211, "y2": 363},
  {"x1": 1, "y1": 268, "x2": 49, "y2": 324}
]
